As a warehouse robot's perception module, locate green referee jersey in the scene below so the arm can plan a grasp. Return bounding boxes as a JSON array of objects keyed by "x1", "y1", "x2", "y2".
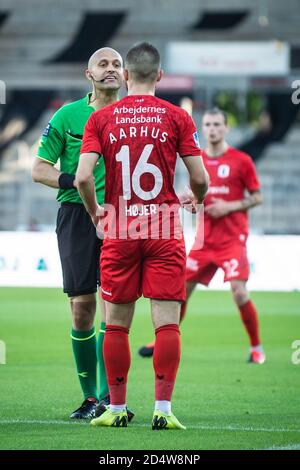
[{"x1": 37, "y1": 93, "x2": 105, "y2": 205}]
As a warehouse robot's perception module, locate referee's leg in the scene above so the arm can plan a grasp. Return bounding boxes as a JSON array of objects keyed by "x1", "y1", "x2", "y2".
[
  {"x1": 56, "y1": 203, "x2": 106, "y2": 418},
  {"x1": 69, "y1": 293, "x2": 99, "y2": 406}
]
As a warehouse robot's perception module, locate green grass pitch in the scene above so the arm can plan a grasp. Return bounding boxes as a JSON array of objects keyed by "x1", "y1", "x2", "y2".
[{"x1": 0, "y1": 287, "x2": 299, "y2": 450}]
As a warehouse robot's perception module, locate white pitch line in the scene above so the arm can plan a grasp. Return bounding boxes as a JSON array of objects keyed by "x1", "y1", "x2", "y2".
[
  {"x1": 0, "y1": 419, "x2": 300, "y2": 434},
  {"x1": 265, "y1": 444, "x2": 300, "y2": 450}
]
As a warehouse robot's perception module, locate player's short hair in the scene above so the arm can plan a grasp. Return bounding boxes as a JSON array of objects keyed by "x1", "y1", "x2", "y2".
[
  {"x1": 125, "y1": 42, "x2": 161, "y2": 83},
  {"x1": 203, "y1": 107, "x2": 228, "y2": 125}
]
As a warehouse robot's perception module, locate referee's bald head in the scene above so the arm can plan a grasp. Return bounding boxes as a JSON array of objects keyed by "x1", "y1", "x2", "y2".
[{"x1": 88, "y1": 48, "x2": 123, "y2": 70}]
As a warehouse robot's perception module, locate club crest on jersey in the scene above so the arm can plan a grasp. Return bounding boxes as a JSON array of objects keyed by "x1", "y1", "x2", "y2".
[
  {"x1": 193, "y1": 131, "x2": 200, "y2": 148},
  {"x1": 42, "y1": 123, "x2": 51, "y2": 137},
  {"x1": 218, "y1": 164, "x2": 230, "y2": 178}
]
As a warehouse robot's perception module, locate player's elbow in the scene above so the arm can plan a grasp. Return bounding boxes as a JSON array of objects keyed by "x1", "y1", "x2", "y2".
[
  {"x1": 257, "y1": 192, "x2": 263, "y2": 205},
  {"x1": 75, "y1": 169, "x2": 92, "y2": 186},
  {"x1": 76, "y1": 154, "x2": 96, "y2": 186},
  {"x1": 192, "y1": 168, "x2": 209, "y2": 192},
  {"x1": 253, "y1": 191, "x2": 263, "y2": 206}
]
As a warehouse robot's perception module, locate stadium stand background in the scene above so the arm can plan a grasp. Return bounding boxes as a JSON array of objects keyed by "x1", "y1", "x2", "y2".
[{"x1": 0, "y1": 0, "x2": 299, "y2": 234}]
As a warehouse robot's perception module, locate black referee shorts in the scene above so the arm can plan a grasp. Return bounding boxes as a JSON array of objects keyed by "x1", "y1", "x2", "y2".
[{"x1": 56, "y1": 202, "x2": 102, "y2": 297}]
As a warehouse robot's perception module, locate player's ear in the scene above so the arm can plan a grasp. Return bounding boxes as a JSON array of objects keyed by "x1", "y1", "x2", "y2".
[
  {"x1": 85, "y1": 69, "x2": 92, "y2": 81},
  {"x1": 156, "y1": 69, "x2": 163, "y2": 83},
  {"x1": 123, "y1": 68, "x2": 129, "y2": 82}
]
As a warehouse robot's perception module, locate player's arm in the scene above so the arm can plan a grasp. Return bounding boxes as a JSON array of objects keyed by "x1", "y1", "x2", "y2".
[
  {"x1": 181, "y1": 155, "x2": 209, "y2": 204},
  {"x1": 206, "y1": 155, "x2": 263, "y2": 218},
  {"x1": 77, "y1": 113, "x2": 103, "y2": 225},
  {"x1": 76, "y1": 153, "x2": 100, "y2": 225},
  {"x1": 232, "y1": 156, "x2": 263, "y2": 210},
  {"x1": 205, "y1": 191, "x2": 263, "y2": 218},
  {"x1": 177, "y1": 110, "x2": 209, "y2": 204},
  {"x1": 231, "y1": 191, "x2": 263, "y2": 211}
]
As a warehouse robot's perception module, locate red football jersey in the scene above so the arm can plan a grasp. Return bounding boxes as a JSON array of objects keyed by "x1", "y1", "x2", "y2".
[
  {"x1": 81, "y1": 95, "x2": 201, "y2": 239},
  {"x1": 201, "y1": 147, "x2": 260, "y2": 246}
]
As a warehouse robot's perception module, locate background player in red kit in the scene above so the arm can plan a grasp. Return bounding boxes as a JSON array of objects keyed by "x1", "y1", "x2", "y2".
[
  {"x1": 76, "y1": 42, "x2": 209, "y2": 429},
  {"x1": 140, "y1": 107, "x2": 266, "y2": 364}
]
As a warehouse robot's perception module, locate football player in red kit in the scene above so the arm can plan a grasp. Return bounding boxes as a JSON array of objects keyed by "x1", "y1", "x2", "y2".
[
  {"x1": 76, "y1": 42, "x2": 209, "y2": 429},
  {"x1": 139, "y1": 107, "x2": 266, "y2": 365}
]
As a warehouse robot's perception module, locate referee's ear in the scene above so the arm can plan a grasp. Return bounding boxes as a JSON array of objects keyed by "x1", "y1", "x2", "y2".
[{"x1": 85, "y1": 69, "x2": 92, "y2": 81}]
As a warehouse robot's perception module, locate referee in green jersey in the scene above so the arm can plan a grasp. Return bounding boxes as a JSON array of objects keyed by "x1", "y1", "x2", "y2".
[{"x1": 32, "y1": 48, "x2": 124, "y2": 419}]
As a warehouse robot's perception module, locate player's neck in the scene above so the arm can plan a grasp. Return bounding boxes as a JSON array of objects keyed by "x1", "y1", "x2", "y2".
[
  {"x1": 89, "y1": 89, "x2": 118, "y2": 110},
  {"x1": 127, "y1": 84, "x2": 156, "y2": 96},
  {"x1": 206, "y1": 141, "x2": 229, "y2": 158}
]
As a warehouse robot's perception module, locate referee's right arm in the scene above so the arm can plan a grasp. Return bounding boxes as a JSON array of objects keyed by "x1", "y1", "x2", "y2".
[
  {"x1": 32, "y1": 157, "x2": 63, "y2": 188},
  {"x1": 32, "y1": 108, "x2": 76, "y2": 190}
]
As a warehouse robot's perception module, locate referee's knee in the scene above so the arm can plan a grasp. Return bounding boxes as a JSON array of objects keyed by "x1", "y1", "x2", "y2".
[{"x1": 70, "y1": 295, "x2": 97, "y2": 330}]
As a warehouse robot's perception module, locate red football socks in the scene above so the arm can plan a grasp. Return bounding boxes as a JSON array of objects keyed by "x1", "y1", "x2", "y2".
[
  {"x1": 103, "y1": 325, "x2": 130, "y2": 405},
  {"x1": 239, "y1": 300, "x2": 261, "y2": 347},
  {"x1": 153, "y1": 324, "x2": 181, "y2": 401}
]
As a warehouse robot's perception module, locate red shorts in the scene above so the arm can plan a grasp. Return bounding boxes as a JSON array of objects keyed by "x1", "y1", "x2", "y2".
[
  {"x1": 186, "y1": 241, "x2": 249, "y2": 285},
  {"x1": 100, "y1": 238, "x2": 186, "y2": 303}
]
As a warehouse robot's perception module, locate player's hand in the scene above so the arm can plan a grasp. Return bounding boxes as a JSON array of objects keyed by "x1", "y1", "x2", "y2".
[
  {"x1": 91, "y1": 205, "x2": 105, "y2": 238},
  {"x1": 178, "y1": 187, "x2": 202, "y2": 213},
  {"x1": 205, "y1": 198, "x2": 232, "y2": 218}
]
